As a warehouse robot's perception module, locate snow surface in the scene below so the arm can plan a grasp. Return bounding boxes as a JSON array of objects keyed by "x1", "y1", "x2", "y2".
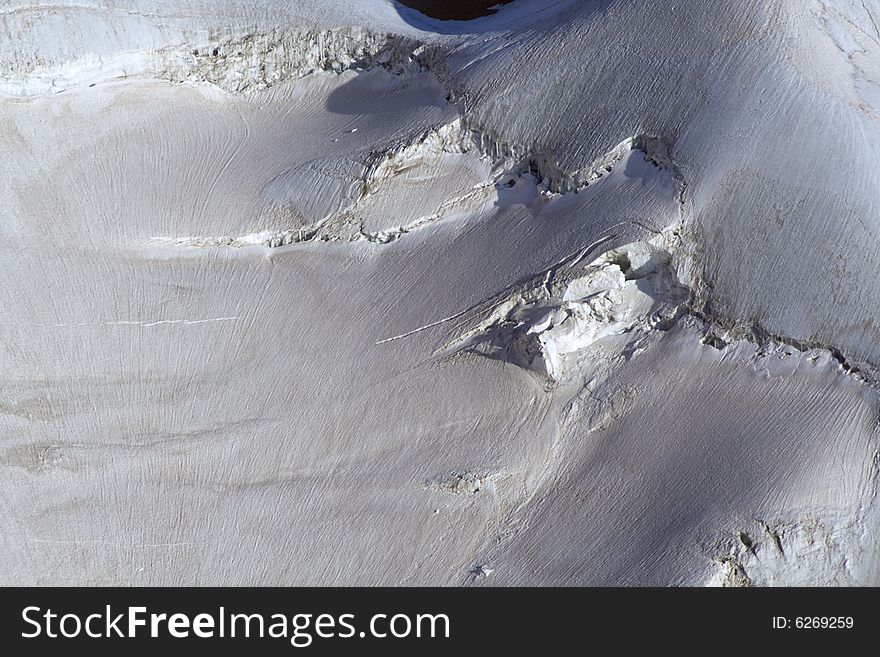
[{"x1": 1, "y1": 0, "x2": 879, "y2": 585}]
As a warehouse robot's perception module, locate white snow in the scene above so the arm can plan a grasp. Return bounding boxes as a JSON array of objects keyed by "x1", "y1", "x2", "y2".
[{"x1": 2, "y1": 0, "x2": 879, "y2": 586}]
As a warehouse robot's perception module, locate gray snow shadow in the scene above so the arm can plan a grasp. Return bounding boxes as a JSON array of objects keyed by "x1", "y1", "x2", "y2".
[{"x1": 324, "y1": 67, "x2": 449, "y2": 116}]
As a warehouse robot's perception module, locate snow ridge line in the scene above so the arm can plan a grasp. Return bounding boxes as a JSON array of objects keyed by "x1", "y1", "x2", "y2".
[
  {"x1": 0, "y1": 27, "x2": 447, "y2": 96},
  {"x1": 152, "y1": 131, "x2": 675, "y2": 250}
]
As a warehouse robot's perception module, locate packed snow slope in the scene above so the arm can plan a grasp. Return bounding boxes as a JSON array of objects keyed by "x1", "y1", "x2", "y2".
[{"x1": 1, "y1": 0, "x2": 879, "y2": 585}]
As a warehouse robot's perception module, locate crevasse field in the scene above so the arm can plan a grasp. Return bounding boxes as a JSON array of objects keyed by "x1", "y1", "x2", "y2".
[{"x1": 1, "y1": 0, "x2": 879, "y2": 586}]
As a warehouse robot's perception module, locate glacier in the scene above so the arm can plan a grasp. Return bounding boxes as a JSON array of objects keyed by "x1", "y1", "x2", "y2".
[{"x1": 1, "y1": 0, "x2": 879, "y2": 586}]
